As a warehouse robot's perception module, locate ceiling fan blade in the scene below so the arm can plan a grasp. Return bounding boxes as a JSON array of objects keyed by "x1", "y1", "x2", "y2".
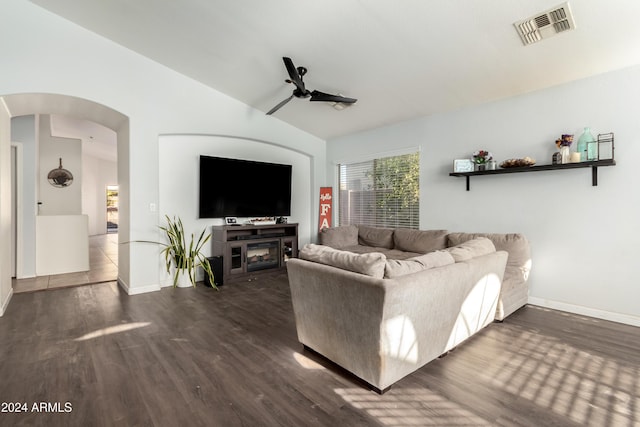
[
  {"x1": 266, "y1": 94, "x2": 294, "y2": 115},
  {"x1": 283, "y1": 57, "x2": 305, "y2": 92},
  {"x1": 310, "y1": 90, "x2": 357, "y2": 104}
]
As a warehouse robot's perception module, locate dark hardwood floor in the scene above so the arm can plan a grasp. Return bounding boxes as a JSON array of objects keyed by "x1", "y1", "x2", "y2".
[{"x1": 1, "y1": 272, "x2": 638, "y2": 427}]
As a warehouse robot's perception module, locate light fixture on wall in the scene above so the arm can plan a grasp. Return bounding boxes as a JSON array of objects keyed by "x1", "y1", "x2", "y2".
[{"x1": 47, "y1": 157, "x2": 74, "y2": 187}]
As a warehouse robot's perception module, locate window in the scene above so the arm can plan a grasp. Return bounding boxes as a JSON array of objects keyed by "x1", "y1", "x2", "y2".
[{"x1": 338, "y1": 152, "x2": 419, "y2": 229}]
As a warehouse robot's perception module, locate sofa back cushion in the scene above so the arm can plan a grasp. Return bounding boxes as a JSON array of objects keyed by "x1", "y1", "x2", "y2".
[
  {"x1": 447, "y1": 232, "x2": 531, "y2": 283},
  {"x1": 384, "y1": 250, "x2": 455, "y2": 278},
  {"x1": 446, "y1": 237, "x2": 496, "y2": 262},
  {"x1": 299, "y1": 244, "x2": 386, "y2": 278},
  {"x1": 358, "y1": 225, "x2": 395, "y2": 249},
  {"x1": 393, "y1": 228, "x2": 448, "y2": 253},
  {"x1": 319, "y1": 225, "x2": 359, "y2": 248}
]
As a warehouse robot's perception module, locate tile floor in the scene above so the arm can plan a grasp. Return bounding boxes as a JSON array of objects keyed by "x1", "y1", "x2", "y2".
[{"x1": 12, "y1": 233, "x2": 118, "y2": 293}]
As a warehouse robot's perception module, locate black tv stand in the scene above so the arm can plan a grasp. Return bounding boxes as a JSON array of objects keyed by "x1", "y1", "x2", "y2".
[{"x1": 211, "y1": 223, "x2": 298, "y2": 284}]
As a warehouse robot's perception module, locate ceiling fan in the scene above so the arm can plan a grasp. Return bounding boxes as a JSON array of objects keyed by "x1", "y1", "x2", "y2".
[{"x1": 266, "y1": 57, "x2": 357, "y2": 115}]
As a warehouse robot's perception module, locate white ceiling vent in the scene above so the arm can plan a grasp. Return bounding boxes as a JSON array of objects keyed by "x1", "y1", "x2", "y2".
[{"x1": 514, "y1": 2, "x2": 576, "y2": 46}]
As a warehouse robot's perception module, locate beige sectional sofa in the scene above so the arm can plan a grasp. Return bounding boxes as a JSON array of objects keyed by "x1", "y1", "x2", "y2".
[{"x1": 286, "y1": 225, "x2": 531, "y2": 393}]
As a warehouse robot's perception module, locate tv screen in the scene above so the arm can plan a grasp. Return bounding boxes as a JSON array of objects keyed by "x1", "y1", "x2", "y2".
[{"x1": 199, "y1": 155, "x2": 292, "y2": 218}]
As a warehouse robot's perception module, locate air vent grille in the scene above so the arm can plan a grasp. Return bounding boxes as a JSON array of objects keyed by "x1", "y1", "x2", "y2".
[
  {"x1": 514, "y1": 2, "x2": 576, "y2": 46},
  {"x1": 535, "y1": 14, "x2": 551, "y2": 28}
]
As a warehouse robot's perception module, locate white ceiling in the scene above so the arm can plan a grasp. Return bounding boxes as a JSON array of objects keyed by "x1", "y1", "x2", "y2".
[
  {"x1": 50, "y1": 115, "x2": 117, "y2": 162},
  {"x1": 3, "y1": 93, "x2": 121, "y2": 162},
  {"x1": 28, "y1": 0, "x2": 640, "y2": 140}
]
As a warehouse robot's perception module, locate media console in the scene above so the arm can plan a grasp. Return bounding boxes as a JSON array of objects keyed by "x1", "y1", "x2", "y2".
[{"x1": 211, "y1": 223, "x2": 298, "y2": 284}]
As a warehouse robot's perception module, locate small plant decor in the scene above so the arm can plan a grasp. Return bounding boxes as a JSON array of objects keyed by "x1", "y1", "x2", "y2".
[
  {"x1": 471, "y1": 150, "x2": 493, "y2": 165},
  {"x1": 555, "y1": 134, "x2": 573, "y2": 164},
  {"x1": 555, "y1": 134, "x2": 573, "y2": 148},
  {"x1": 133, "y1": 215, "x2": 217, "y2": 289}
]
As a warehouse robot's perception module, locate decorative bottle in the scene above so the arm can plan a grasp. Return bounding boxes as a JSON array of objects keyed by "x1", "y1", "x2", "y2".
[{"x1": 577, "y1": 127, "x2": 595, "y2": 161}]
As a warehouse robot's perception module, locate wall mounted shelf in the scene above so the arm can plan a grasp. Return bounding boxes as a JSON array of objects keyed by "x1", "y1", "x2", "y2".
[{"x1": 449, "y1": 159, "x2": 616, "y2": 191}]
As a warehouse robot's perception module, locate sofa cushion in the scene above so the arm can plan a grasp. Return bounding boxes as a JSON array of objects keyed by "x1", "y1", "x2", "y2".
[
  {"x1": 384, "y1": 250, "x2": 455, "y2": 278},
  {"x1": 447, "y1": 232, "x2": 531, "y2": 283},
  {"x1": 446, "y1": 237, "x2": 496, "y2": 262},
  {"x1": 393, "y1": 228, "x2": 448, "y2": 253},
  {"x1": 319, "y1": 225, "x2": 359, "y2": 248},
  {"x1": 358, "y1": 225, "x2": 395, "y2": 249},
  {"x1": 299, "y1": 244, "x2": 386, "y2": 278}
]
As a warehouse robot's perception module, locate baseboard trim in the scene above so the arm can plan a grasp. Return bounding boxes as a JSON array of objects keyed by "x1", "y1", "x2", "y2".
[
  {"x1": 0, "y1": 287, "x2": 14, "y2": 317},
  {"x1": 118, "y1": 278, "x2": 161, "y2": 295},
  {"x1": 528, "y1": 297, "x2": 640, "y2": 327}
]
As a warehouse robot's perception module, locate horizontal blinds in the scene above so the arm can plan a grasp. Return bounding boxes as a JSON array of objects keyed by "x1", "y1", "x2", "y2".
[{"x1": 338, "y1": 152, "x2": 419, "y2": 229}]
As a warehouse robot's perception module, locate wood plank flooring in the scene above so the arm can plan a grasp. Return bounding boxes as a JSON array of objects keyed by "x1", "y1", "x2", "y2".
[{"x1": 0, "y1": 272, "x2": 638, "y2": 427}]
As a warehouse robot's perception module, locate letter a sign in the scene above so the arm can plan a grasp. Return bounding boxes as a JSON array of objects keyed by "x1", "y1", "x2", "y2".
[{"x1": 318, "y1": 187, "x2": 332, "y2": 232}]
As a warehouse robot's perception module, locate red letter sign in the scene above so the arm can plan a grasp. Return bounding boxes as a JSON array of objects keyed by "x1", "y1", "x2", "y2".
[{"x1": 318, "y1": 187, "x2": 332, "y2": 232}]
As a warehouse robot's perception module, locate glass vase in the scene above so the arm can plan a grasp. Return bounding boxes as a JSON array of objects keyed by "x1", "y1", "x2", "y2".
[{"x1": 577, "y1": 127, "x2": 596, "y2": 161}]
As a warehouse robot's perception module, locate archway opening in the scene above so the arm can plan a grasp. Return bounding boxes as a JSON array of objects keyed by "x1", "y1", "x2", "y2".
[{"x1": 1, "y1": 93, "x2": 129, "y2": 290}]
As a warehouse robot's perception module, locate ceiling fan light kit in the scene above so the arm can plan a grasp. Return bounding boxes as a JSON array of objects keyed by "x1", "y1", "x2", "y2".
[
  {"x1": 266, "y1": 57, "x2": 357, "y2": 115},
  {"x1": 331, "y1": 94, "x2": 354, "y2": 110}
]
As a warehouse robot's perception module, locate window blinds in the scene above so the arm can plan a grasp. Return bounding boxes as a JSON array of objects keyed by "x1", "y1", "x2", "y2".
[{"x1": 338, "y1": 152, "x2": 419, "y2": 229}]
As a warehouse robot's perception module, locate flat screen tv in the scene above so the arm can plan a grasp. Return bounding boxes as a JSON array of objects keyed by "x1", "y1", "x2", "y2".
[{"x1": 199, "y1": 155, "x2": 292, "y2": 218}]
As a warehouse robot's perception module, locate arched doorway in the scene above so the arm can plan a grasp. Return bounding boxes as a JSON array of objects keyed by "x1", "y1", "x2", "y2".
[{"x1": 1, "y1": 93, "x2": 129, "y2": 292}]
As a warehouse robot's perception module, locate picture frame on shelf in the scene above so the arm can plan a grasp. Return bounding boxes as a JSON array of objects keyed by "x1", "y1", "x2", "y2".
[
  {"x1": 453, "y1": 159, "x2": 474, "y2": 173},
  {"x1": 225, "y1": 217, "x2": 238, "y2": 225}
]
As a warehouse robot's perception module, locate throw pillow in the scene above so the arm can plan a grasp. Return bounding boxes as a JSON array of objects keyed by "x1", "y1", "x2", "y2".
[
  {"x1": 446, "y1": 237, "x2": 496, "y2": 262},
  {"x1": 299, "y1": 244, "x2": 386, "y2": 278},
  {"x1": 384, "y1": 250, "x2": 455, "y2": 278}
]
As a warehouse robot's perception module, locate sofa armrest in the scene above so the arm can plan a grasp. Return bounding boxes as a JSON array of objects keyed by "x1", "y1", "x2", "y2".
[
  {"x1": 448, "y1": 232, "x2": 531, "y2": 320},
  {"x1": 287, "y1": 258, "x2": 388, "y2": 386}
]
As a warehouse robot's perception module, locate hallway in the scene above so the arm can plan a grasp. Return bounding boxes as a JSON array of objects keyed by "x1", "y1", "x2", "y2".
[{"x1": 12, "y1": 233, "x2": 118, "y2": 293}]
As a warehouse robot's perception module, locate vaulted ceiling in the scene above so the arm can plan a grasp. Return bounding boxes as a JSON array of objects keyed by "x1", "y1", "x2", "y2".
[{"x1": 29, "y1": 0, "x2": 640, "y2": 140}]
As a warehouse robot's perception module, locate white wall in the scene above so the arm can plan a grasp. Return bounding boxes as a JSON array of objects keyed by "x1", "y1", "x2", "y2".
[
  {"x1": 0, "y1": 0, "x2": 325, "y2": 297},
  {"x1": 38, "y1": 115, "x2": 82, "y2": 215},
  {"x1": 158, "y1": 135, "x2": 312, "y2": 286},
  {"x1": 328, "y1": 65, "x2": 640, "y2": 327},
  {"x1": 36, "y1": 215, "x2": 89, "y2": 275}
]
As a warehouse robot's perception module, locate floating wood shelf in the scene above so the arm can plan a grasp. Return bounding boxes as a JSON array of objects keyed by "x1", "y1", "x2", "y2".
[{"x1": 449, "y1": 159, "x2": 616, "y2": 191}]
